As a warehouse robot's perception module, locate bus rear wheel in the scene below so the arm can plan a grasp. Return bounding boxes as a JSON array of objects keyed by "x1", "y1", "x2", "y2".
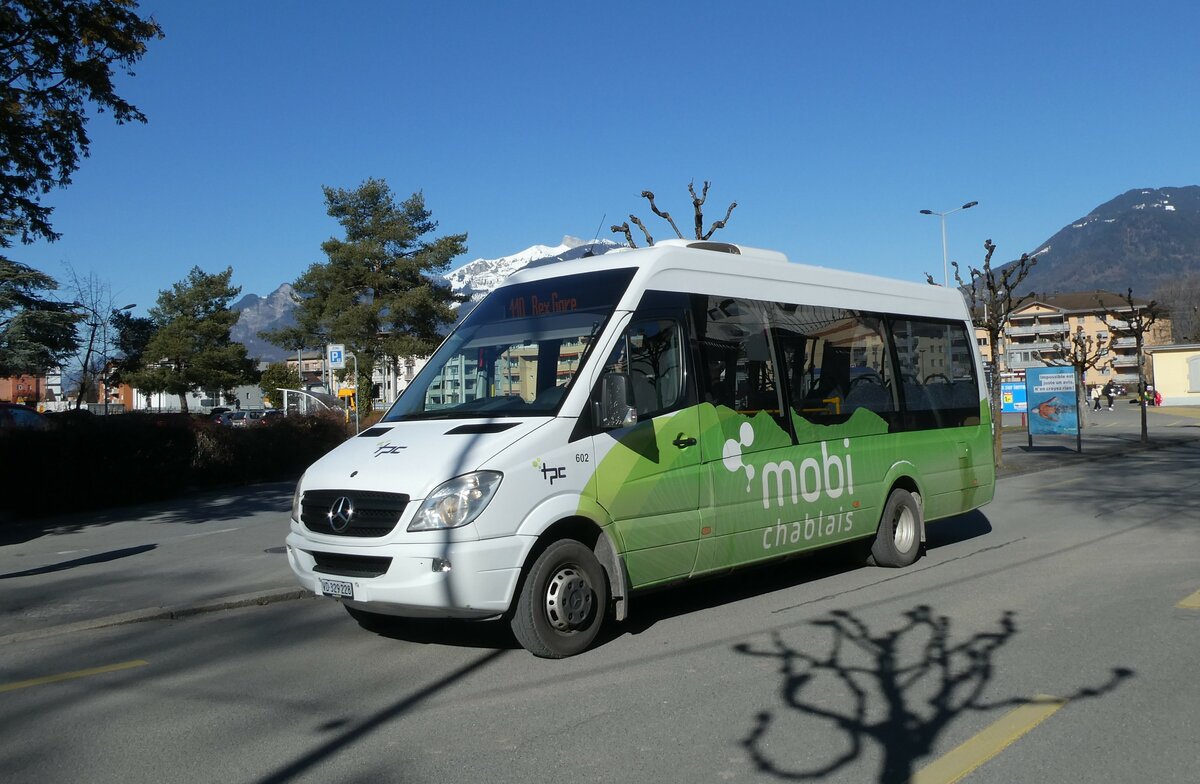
[
  {"x1": 870, "y1": 488, "x2": 922, "y2": 567},
  {"x1": 511, "y1": 539, "x2": 608, "y2": 658}
]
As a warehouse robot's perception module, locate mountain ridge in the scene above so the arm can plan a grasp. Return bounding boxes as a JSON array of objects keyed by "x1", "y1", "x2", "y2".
[
  {"x1": 1003, "y1": 186, "x2": 1200, "y2": 298},
  {"x1": 231, "y1": 237, "x2": 622, "y2": 361}
]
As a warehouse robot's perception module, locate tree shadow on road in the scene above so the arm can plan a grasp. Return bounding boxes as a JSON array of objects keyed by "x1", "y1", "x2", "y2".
[
  {"x1": 0, "y1": 481, "x2": 294, "y2": 546},
  {"x1": 737, "y1": 605, "x2": 1132, "y2": 783},
  {"x1": 0, "y1": 543, "x2": 157, "y2": 579}
]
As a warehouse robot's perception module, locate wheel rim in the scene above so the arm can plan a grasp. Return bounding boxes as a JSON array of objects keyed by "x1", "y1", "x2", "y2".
[
  {"x1": 543, "y1": 564, "x2": 594, "y2": 632},
  {"x1": 893, "y1": 504, "x2": 916, "y2": 552}
]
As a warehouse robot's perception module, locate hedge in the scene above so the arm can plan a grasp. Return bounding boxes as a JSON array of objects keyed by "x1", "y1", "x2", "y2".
[{"x1": 0, "y1": 412, "x2": 349, "y2": 518}]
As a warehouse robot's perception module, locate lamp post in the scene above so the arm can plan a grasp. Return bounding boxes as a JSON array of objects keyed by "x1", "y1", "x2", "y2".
[{"x1": 920, "y1": 201, "x2": 978, "y2": 286}]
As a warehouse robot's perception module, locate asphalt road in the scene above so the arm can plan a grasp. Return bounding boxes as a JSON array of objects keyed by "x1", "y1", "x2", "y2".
[{"x1": 1, "y1": 409, "x2": 1198, "y2": 784}]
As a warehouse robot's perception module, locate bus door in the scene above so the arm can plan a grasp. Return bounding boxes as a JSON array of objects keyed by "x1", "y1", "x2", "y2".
[
  {"x1": 888, "y1": 317, "x2": 990, "y2": 517},
  {"x1": 591, "y1": 309, "x2": 702, "y2": 587},
  {"x1": 693, "y1": 297, "x2": 797, "y2": 573}
]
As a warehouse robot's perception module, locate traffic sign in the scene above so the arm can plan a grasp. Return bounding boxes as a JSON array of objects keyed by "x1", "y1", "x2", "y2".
[{"x1": 328, "y1": 344, "x2": 345, "y2": 369}]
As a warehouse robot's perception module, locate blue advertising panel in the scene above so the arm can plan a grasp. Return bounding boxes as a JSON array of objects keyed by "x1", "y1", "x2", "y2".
[
  {"x1": 1025, "y1": 367, "x2": 1078, "y2": 436},
  {"x1": 1001, "y1": 382, "x2": 1027, "y2": 413}
]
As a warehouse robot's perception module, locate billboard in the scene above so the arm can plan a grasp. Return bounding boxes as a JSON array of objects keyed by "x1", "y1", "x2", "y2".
[
  {"x1": 1000, "y1": 382, "x2": 1027, "y2": 413},
  {"x1": 1025, "y1": 367, "x2": 1078, "y2": 436}
]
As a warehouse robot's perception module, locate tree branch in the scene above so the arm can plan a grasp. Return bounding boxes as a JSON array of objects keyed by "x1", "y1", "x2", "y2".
[
  {"x1": 609, "y1": 222, "x2": 636, "y2": 248},
  {"x1": 641, "y1": 190, "x2": 682, "y2": 239},
  {"x1": 702, "y1": 200, "x2": 738, "y2": 240},
  {"x1": 629, "y1": 214, "x2": 654, "y2": 246}
]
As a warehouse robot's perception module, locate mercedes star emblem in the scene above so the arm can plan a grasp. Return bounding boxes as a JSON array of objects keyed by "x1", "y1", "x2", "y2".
[{"x1": 328, "y1": 496, "x2": 354, "y2": 532}]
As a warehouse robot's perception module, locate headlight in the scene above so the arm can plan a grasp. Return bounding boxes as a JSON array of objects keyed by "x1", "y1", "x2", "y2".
[
  {"x1": 408, "y1": 471, "x2": 502, "y2": 531},
  {"x1": 292, "y1": 473, "x2": 305, "y2": 522}
]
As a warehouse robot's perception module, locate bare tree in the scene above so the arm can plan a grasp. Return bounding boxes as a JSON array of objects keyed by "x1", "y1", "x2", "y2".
[
  {"x1": 611, "y1": 180, "x2": 737, "y2": 248},
  {"x1": 63, "y1": 266, "x2": 118, "y2": 409},
  {"x1": 1096, "y1": 289, "x2": 1162, "y2": 444},
  {"x1": 1153, "y1": 273, "x2": 1200, "y2": 342},
  {"x1": 926, "y1": 239, "x2": 1037, "y2": 468},
  {"x1": 1033, "y1": 325, "x2": 1111, "y2": 426}
]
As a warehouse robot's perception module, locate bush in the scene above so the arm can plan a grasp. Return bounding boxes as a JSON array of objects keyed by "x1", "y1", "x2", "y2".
[{"x1": 0, "y1": 413, "x2": 348, "y2": 518}]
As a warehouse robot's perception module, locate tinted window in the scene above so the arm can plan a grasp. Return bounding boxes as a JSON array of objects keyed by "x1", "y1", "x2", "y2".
[
  {"x1": 889, "y1": 318, "x2": 981, "y2": 429},
  {"x1": 695, "y1": 297, "x2": 784, "y2": 422},
  {"x1": 772, "y1": 305, "x2": 898, "y2": 429},
  {"x1": 602, "y1": 318, "x2": 686, "y2": 419}
]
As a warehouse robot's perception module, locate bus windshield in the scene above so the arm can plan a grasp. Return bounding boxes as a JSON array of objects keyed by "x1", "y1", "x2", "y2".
[{"x1": 383, "y1": 267, "x2": 636, "y2": 421}]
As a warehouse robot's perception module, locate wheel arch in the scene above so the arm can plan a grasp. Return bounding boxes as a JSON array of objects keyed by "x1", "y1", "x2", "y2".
[
  {"x1": 514, "y1": 505, "x2": 630, "y2": 623},
  {"x1": 882, "y1": 461, "x2": 926, "y2": 543}
]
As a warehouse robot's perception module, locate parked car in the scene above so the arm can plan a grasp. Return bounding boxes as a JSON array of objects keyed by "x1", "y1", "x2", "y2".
[
  {"x1": 260, "y1": 409, "x2": 284, "y2": 424},
  {"x1": 226, "y1": 411, "x2": 249, "y2": 428},
  {"x1": 0, "y1": 403, "x2": 50, "y2": 430}
]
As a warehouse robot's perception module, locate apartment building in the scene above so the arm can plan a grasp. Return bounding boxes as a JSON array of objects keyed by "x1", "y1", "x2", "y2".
[{"x1": 975, "y1": 291, "x2": 1171, "y2": 389}]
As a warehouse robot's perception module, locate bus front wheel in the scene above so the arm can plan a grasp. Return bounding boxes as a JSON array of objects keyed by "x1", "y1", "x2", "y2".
[
  {"x1": 870, "y1": 488, "x2": 922, "y2": 567},
  {"x1": 511, "y1": 539, "x2": 608, "y2": 658}
]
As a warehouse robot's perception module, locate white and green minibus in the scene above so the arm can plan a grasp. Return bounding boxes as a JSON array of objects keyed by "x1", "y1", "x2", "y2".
[{"x1": 286, "y1": 240, "x2": 995, "y2": 657}]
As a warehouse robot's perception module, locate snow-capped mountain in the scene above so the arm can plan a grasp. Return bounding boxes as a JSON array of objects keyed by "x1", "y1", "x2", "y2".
[
  {"x1": 230, "y1": 283, "x2": 299, "y2": 361},
  {"x1": 446, "y1": 235, "x2": 623, "y2": 302},
  {"x1": 997, "y1": 185, "x2": 1200, "y2": 297},
  {"x1": 234, "y1": 236, "x2": 624, "y2": 361}
]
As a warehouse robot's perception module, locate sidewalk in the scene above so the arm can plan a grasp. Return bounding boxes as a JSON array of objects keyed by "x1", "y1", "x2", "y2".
[{"x1": 997, "y1": 403, "x2": 1200, "y2": 477}]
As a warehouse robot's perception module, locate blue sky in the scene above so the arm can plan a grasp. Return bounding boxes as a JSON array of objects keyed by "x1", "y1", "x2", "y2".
[{"x1": 17, "y1": 0, "x2": 1200, "y2": 315}]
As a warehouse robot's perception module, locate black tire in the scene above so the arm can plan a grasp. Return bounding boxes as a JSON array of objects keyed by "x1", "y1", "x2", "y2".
[
  {"x1": 511, "y1": 539, "x2": 608, "y2": 658},
  {"x1": 345, "y1": 604, "x2": 400, "y2": 633},
  {"x1": 869, "y1": 488, "x2": 922, "y2": 568}
]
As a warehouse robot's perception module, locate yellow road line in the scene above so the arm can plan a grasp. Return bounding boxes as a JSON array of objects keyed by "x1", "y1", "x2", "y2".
[
  {"x1": 910, "y1": 695, "x2": 1066, "y2": 784},
  {"x1": 1178, "y1": 589, "x2": 1200, "y2": 609},
  {"x1": 0, "y1": 660, "x2": 148, "y2": 694}
]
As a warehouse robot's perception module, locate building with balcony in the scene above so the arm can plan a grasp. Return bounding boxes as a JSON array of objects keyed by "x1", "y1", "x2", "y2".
[{"x1": 976, "y1": 290, "x2": 1172, "y2": 390}]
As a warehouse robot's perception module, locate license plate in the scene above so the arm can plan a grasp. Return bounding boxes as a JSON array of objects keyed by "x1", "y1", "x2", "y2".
[{"x1": 319, "y1": 577, "x2": 354, "y2": 599}]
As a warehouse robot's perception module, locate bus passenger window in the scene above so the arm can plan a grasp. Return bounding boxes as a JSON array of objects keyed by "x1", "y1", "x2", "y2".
[
  {"x1": 605, "y1": 319, "x2": 685, "y2": 419},
  {"x1": 697, "y1": 297, "x2": 782, "y2": 420},
  {"x1": 889, "y1": 318, "x2": 980, "y2": 429},
  {"x1": 772, "y1": 305, "x2": 898, "y2": 429}
]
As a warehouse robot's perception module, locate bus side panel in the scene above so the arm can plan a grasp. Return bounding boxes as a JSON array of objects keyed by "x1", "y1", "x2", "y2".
[
  {"x1": 693, "y1": 406, "x2": 893, "y2": 574},
  {"x1": 905, "y1": 405, "x2": 995, "y2": 522},
  {"x1": 586, "y1": 406, "x2": 703, "y2": 588}
]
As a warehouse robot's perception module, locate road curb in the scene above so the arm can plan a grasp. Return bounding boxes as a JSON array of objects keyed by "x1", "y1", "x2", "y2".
[{"x1": 0, "y1": 587, "x2": 315, "y2": 647}]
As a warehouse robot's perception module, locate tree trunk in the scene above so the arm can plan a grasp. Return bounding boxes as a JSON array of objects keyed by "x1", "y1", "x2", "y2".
[
  {"x1": 989, "y1": 365, "x2": 1003, "y2": 468},
  {"x1": 178, "y1": 393, "x2": 189, "y2": 414}
]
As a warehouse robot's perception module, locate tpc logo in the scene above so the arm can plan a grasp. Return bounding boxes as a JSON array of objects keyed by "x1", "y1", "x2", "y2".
[{"x1": 533, "y1": 458, "x2": 566, "y2": 485}]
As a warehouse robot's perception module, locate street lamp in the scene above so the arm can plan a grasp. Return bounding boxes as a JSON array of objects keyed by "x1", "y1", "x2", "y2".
[{"x1": 920, "y1": 200, "x2": 978, "y2": 286}]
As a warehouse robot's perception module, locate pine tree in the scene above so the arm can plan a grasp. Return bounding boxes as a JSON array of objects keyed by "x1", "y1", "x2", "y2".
[
  {"x1": 132, "y1": 267, "x2": 258, "y2": 412},
  {"x1": 287, "y1": 179, "x2": 467, "y2": 413}
]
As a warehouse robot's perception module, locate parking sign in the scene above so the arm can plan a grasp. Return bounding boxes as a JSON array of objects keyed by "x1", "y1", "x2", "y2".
[{"x1": 328, "y1": 344, "x2": 345, "y2": 369}]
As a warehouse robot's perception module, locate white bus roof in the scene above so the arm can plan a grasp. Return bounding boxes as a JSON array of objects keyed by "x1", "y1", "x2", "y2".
[{"x1": 501, "y1": 240, "x2": 970, "y2": 321}]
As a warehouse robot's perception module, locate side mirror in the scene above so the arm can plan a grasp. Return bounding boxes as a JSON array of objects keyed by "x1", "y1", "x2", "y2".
[{"x1": 594, "y1": 372, "x2": 637, "y2": 429}]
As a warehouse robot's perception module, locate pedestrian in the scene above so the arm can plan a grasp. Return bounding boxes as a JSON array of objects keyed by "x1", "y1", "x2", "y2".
[
  {"x1": 1091, "y1": 384, "x2": 1102, "y2": 411},
  {"x1": 1103, "y1": 381, "x2": 1115, "y2": 410}
]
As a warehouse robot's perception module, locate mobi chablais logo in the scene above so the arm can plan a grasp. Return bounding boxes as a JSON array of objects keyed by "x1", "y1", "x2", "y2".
[
  {"x1": 722, "y1": 423, "x2": 857, "y2": 550},
  {"x1": 722, "y1": 424, "x2": 854, "y2": 507}
]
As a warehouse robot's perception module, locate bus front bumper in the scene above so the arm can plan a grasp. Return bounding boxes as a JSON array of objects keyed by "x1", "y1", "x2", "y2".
[{"x1": 285, "y1": 530, "x2": 532, "y2": 619}]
